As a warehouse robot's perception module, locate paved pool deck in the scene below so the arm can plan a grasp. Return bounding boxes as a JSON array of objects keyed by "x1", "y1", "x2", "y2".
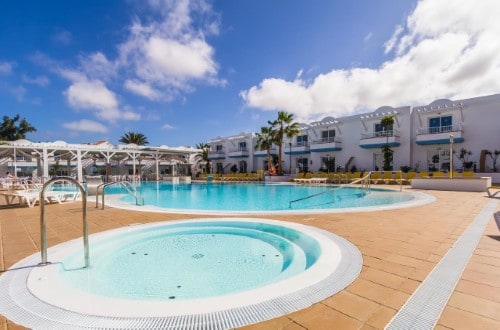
[{"x1": 0, "y1": 187, "x2": 499, "y2": 329}]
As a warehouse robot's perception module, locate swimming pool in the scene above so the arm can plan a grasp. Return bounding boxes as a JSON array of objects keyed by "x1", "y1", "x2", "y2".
[
  {"x1": 105, "y1": 182, "x2": 422, "y2": 214},
  {"x1": 0, "y1": 218, "x2": 362, "y2": 328}
]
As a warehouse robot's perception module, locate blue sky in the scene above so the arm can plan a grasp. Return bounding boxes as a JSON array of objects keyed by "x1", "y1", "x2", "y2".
[{"x1": 1, "y1": 0, "x2": 499, "y2": 147}]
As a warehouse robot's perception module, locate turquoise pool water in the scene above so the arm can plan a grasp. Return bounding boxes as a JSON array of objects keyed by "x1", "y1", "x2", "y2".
[
  {"x1": 59, "y1": 221, "x2": 321, "y2": 300},
  {"x1": 106, "y1": 182, "x2": 413, "y2": 212}
]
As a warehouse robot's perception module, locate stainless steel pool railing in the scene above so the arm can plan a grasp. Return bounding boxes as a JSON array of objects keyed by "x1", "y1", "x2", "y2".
[
  {"x1": 96, "y1": 181, "x2": 144, "y2": 209},
  {"x1": 40, "y1": 177, "x2": 89, "y2": 268},
  {"x1": 288, "y1": 172, "x2": 373, "y2": 208}
]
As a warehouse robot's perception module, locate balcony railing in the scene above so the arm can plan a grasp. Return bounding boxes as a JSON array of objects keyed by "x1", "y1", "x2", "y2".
[
  {"x1": 293, "y1": 141, "x2": 310, "y2": 147},
  {"x1": 415, "y1": 124, "x2": 464, "y2": 145},
  {"x1": 208, "y1": 150, "x2": 225, "y2": 159},
  {"x1": 228, "y1": 147, "x2": 249, "y2": 158},
  {"x1": 359, "y1": 130, "x2": 400, "y2": 149},
  {"x1": 416, "y1": 124, "x2": 463, "y2": 135},
  {"x1": 360, "y1": 130, "x2": 399, "y2": 140},
  {"x1": 228, "y1": 147, "x2": 248, "y2": 153},
  {"x1": 311, "y1": 137, "x2": 338, "y2": 144},
  {"x1": 254, "y1": 147, "x2": 277, "y2": 156}
]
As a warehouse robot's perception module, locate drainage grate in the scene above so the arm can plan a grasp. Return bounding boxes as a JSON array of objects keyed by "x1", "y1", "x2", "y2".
[{"x1": 386, "y1": 199, "x2": 498, "y2": 330}]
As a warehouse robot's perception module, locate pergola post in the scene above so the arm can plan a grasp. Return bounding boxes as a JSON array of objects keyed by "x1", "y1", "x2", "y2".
[
  {"x1": 42, "y1": 147, "x2": 49, "y2": 180},
  {"x1": 77, "y1": 149, "x2": 83, "y2": 183}
]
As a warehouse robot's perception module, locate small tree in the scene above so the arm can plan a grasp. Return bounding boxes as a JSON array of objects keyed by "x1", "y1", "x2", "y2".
[
  {"x1": 485, "y1": 149, "x2": 500, "y2": 172},
  {"x1": 255, "y1": 126, "x2": 275, "y2": 172},
  {"x1": 455, "y1": 148, "x2": 473, "y2": 170},
  {"x1": 380, "y1": 115, "x2": 395, "y2": 171},
  {"x1": 49, "y1": 160, "x2": 63, "y2": 176},
  {"x1": 194, "y1": 143, "x2": 211, "y2": 174},
  {"x1": 0, "y1": 114, "x2": 36, "y2": 141},
  {"x1": 268, "y1": 111, "x2": 300, "y2": 175}
]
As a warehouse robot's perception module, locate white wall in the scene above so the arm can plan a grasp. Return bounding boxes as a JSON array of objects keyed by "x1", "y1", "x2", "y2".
[{"x1": 208, "y1": 94, "x2": 500, "y2": 176}]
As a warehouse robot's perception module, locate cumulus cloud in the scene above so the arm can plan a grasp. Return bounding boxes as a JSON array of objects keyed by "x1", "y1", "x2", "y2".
[
  {"x1": 241, "y1": 0, "x2": 500, "y2": 120},
  {"x1": 64, "y1": 80, "x2": 122, "y2": 120},
  {"x1": 63, "y1": 119, "x2": 108, "y2": 133},
  {"x1": 79, "y1": 52, "x2": 117, "y2": 81},
  {"x1": 124, "y1": 79, "x2": 159, "y2": 100},
  {"x1": 117, "y1": 0, "x2": 222, "y2": 99},
  {"x1": 22, "y1": 74, "x2": 50, "y2": 87},
  {"x1": 384, "y1": 25, "x2": 403, "y2": 54}
]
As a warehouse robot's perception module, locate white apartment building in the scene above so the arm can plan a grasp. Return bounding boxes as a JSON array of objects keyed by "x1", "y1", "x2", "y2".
[{"x1": 207, "y1": 94, "x2": 500, "y2": 176}]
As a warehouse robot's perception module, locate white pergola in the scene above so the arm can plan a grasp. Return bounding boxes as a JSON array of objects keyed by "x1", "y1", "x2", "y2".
[{"x1": 0, "y1": 140, "x2": 201, "y2": 183}]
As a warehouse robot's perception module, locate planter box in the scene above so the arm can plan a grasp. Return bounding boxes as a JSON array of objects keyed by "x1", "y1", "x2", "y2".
[
  {"x1": 411, "y1": 177, "x2": 492, "y2": 192},
  {"x1": 264, "y1": 175, "x2": 292, "y2": 183}
]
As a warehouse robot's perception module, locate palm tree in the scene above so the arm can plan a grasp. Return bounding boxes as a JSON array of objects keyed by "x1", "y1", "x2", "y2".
[
  {"x1": 0, "y1": 114, "x2": 36, "y2": 141},
  {"x1": 255, "y1": 126, "x2": 275, "y2": 172},
  {"x1": 268, "y1": 111, "x2": 300, "y2": 175},
  {"x1": 119, "y1": 132, "x2": 149, "y2": 145},
  {"x1": 194, "y1": 142, "x2": 211, "y2": 174},
  {"x1": 380, "y1": 115, "x2": 395, "y2": 171}
]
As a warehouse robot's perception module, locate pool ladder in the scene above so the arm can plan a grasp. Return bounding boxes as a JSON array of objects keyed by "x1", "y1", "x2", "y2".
[
  {"x1": 39, "y1": 177, "x2": 89, "y2": 268},
  {"x1": 288, "y1": 172, "x2": 373, "y2": 208},
  {"x1": 95, "y1": 181, "x2": 144, "y2": 209}
]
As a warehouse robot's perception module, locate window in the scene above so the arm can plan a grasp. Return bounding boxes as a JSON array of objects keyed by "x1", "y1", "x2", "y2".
[
  {"x1": 238, "y1": 141, "x2": 247, "y2": 151},
  {"x1": 238, "y1": 160, "x2": 247, "y2": 173},
  {"x1": 215, "y1": 145, "x2": 223, "y2": 152},
  {"x1": 320, "y1": 156, "x2": 335, "y2": 172},
  {"x1": 374, "y1": 123, "x2": 393, "y2": 137},
  {"x1": 297, "y1": 158, "x2": 309, "y2": 172},
  {"x1": 427, "y1": 148, "x2": 451, "y2": 172},
  {"x1": 216, "y1": 162, "x2": 223, "y2": 173},
  {"x1": 428, "y1": 115, "x2": 452, "y2": 133},
  {"x1": 296, "y1": 135, "x2": 308, "y2": 146},
  {"x1": 321, "y1": 130, "x2": 335, "y2": 142}
]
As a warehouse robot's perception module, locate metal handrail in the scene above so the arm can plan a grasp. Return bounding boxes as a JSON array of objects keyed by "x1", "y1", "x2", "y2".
[
  {"x1": 96, "y1": 181, "x2": 144, "y2": 209},
  {"x1": 40, "y1": 177, "x2": 88, "y2": 268},
  {"x1": 289, "y1": 172, "x2": 372, "y2": 208}
]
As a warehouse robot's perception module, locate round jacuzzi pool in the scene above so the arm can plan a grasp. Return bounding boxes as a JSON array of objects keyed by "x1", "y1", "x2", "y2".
[{"x1": 0, "y1": 218, "x2": 362, "y2": 329}]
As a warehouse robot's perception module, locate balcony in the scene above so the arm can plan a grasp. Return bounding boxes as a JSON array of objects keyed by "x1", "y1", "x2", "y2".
[
  {"x1": 310, "y1": 137, "x2": 342, "y2": 152},
  {"x1": 228, "y1": 147, "x2": 249, "y2": 158},
  {"x1": 360, "y1": 130, "x2": 401, "y2": 149},
  {"x1": 285, "y1": 141, "x2": 310, "y2": 155},
  {"x1": 416, "y1": 124, "x2": 464, "y2": 145},
  {"x1": 254, "y1": 147, "x2": 278, "y2": 157},
  {"x1": 207, "y1": 150, "x2": 225, "y2": 160}
]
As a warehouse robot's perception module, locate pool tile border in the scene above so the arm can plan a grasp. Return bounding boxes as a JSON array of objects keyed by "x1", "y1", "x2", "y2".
[{"x1": 0, "y1": 220, "x2": 362, "y2": 329}]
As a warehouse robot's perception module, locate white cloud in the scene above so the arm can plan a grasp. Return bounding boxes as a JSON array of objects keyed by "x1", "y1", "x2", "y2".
[
  {"x1": 384, "y1": 25, "x2": 403, "y2": 54},
  {"x1": 79, "y1": 52, "x2": 116, "y2": 81},
  {"x1": 161, "y1": 123, "x2": 175, "y2": 130},
  {"x1": 124, "y1": 79, "x2": 159, "y2": 100},
  {"x1": 144, "y1": 37, "x2": 216, "y2": 80},
  {"x1": 64, "y1": 80, "x2": 121, "y2": 120},
  {"x1": 117, "y1": 0, "x2": 222, "y2": 99},
  {"x1": 0, "y1": 61, "x2": 13, "y2": 75},
  {"x1": 63, "y1": 119, "x2": 108, "y2": 133},
  {"x1": 242, "y1": 0, "x2": 500, "y2": 120},
  {"x1": 22, "y1": 74, "x2": 50, "y2": 87}
]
